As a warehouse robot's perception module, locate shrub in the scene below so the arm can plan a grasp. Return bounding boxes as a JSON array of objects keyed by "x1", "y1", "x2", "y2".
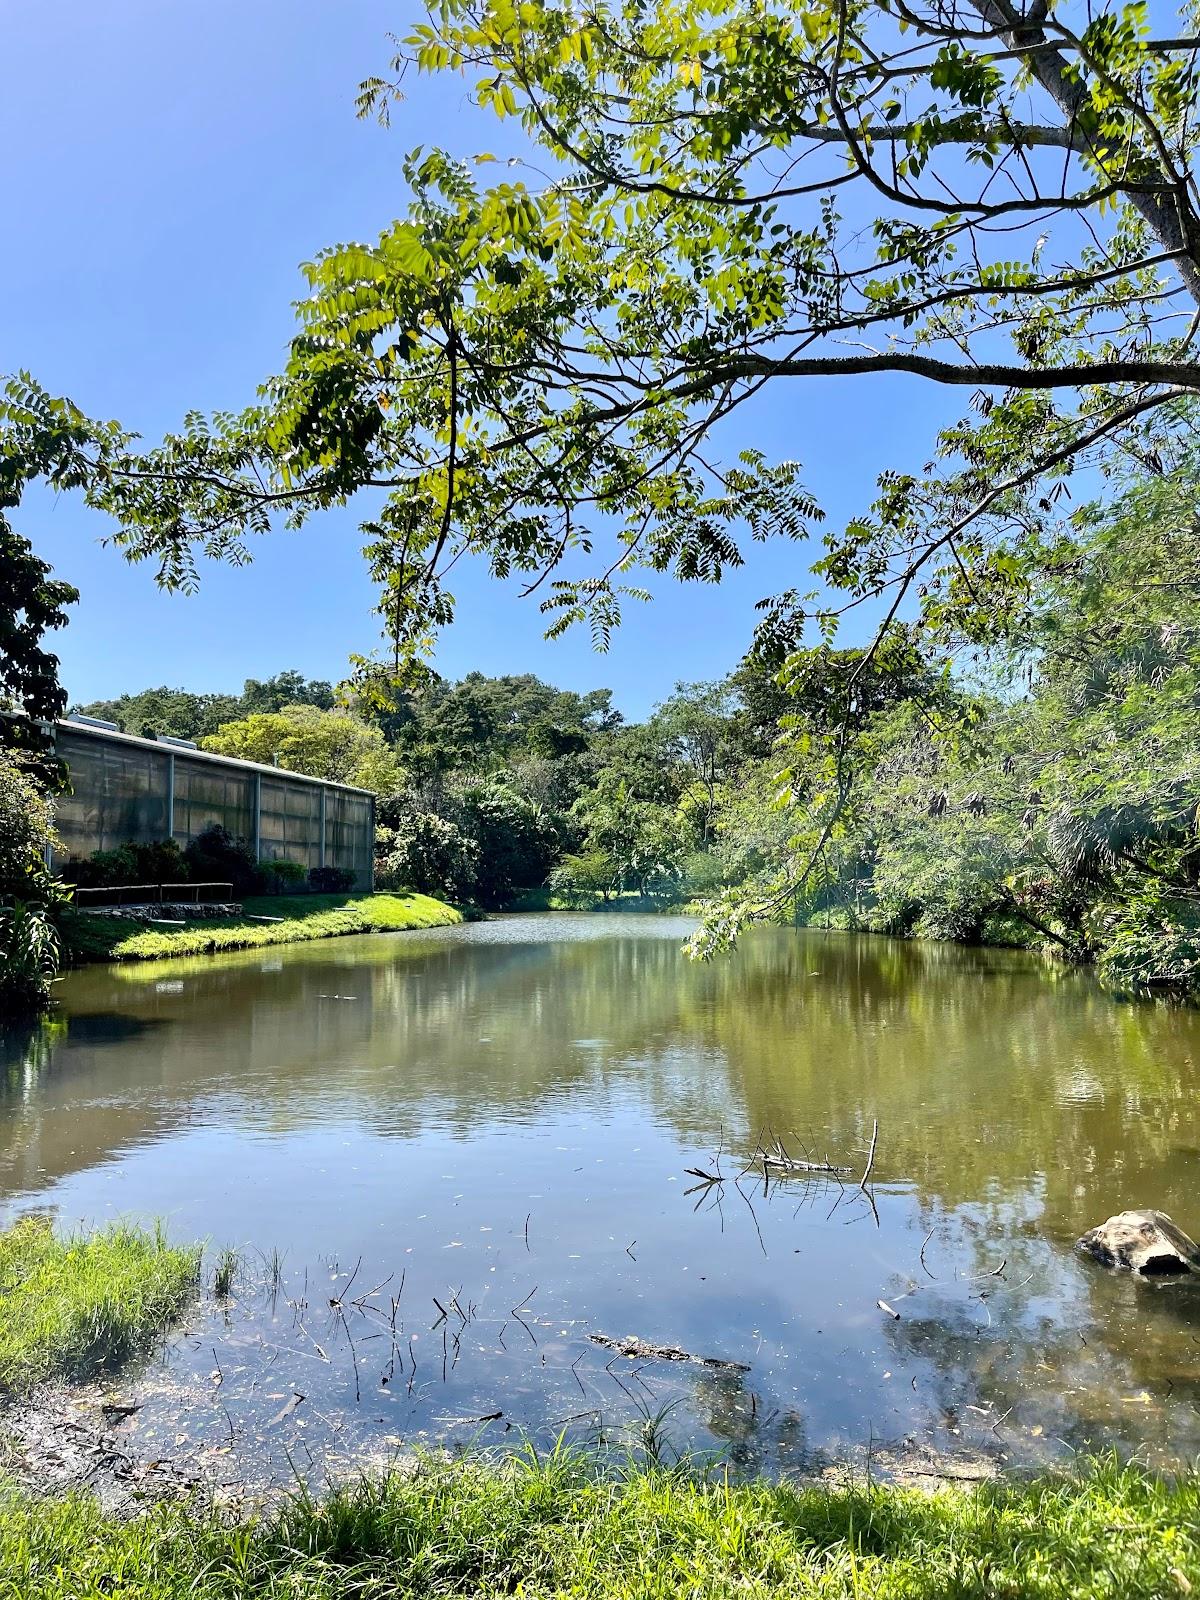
[
  {"x1": 62, "y1": 837, "x2": 189, "y2": 889},
  {"x1": 1093, "y1": 895, "x2": 1200, "y2": 996},
  {"x1": 0, "y1": 753, "x2": 62, "y2": 1013},
  {"x1": 458, "y1": 782, "x2": 559, "y2": 906},
  {"x1": 549, "y1": 849, "x2": 618, "y2": 906},
  {"x1": 0, "y1": 752, "x2": 54, "y2": 900},
  {"x1": 0, "y1": 901, "x2": 60, "y2": 1011},
  {"x1": 680, "y1": 850, "x2": 727, "y2": 899},
  {"x1": 375, "y1": 809, "x2": 479, "y2": 901},
  {"x1": 259, "y1": 857, "x2": 307, "y2": 891},
  {"x1": 308, "y1": 865, "x2": 356, "y2": 892},
  {"x1": 183, "y1": 823, "x2": 262, "y2": 895}
]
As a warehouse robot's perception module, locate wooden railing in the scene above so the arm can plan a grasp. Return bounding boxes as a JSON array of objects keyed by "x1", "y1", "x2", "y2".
[{"x1": 70, "y1": 882, "x2": 235, "y2": 909}]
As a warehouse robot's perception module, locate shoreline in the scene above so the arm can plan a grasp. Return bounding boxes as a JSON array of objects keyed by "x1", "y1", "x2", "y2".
[
  {"x1": 60, "y1": 891, "x2": 462, "y2": 966},
  {"x1": 0, "y1": 1410, "x2": 1194, "y2": 1597},
  {"x1": 0, "y1": 1371, "x2": 1012, "y2": 1519}
]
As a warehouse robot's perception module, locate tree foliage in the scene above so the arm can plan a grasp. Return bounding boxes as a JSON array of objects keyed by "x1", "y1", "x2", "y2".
[
  {"x1": 372, "y1": 671, "x2": 622, "y2": 775},
  {"x1": 0, "y1": 752, "x2": 62, "y2": 1012},
  {"x1": 29, "y1": 0, "x2": 1190, "y2": 687},
  {"x1": 0, "y1": 390, "x2": 85, "y2": 784},
  {"x1": 200, "y1": 704, "x2": 404, "y2": 792},
  {"x1": 75, "y1": 671, "x2": 337, "y2": 742},
  {"x1": 711, "y1": 438, "x2": 1200, "y2": 988},
  {"x1": 376, "y1": 807, "x2": 481, "y2": 900},
  {"x1": 0, "y1": 526, "x2": 76, "y2": 779}
]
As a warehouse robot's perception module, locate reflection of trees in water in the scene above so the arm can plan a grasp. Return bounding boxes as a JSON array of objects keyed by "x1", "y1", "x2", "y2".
[
  {"x1": 875, "y1": 1268, "x2": 1200, "y2": 1468},
  {"x1": 11, "y1": 925, "x2": 1200, "y2": 1227},
  {"x1": 0, "y1": 1016, "x2": 66, "y2": 1101},
  {"x1": 687, "y1": 1366, "x2": 810, "y2": 1475}
]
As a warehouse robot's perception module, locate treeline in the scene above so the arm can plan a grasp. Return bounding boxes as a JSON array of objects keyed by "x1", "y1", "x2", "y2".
[
  {"x1": 69, "y1": 447, "x2": 1200, "y2": 996},
  {"x1": 74, "y1": 671, "x2": 337, "y2": 741},
  {"x1": 75, "y1": 668, "x2": 782, "y2": 913}
]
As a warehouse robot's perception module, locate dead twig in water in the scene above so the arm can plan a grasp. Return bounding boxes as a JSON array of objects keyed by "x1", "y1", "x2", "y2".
[
  {"x1": 732, "y1": 1174, "x2": 768, "y2": 1257},
  {"x1": 268, "y1": 1391, "x2": 305, "y2": 1427},
  {"x1": 352, "y1": 1271, "x2": 394, "y2": 1308},
  {"x1": 956, "y1": 1258, "x2": 1008, "y2": 1283},
  {"x1": 763, "y1": 1154, "x2": 852, "y2": 1175},
  {"x1": 510, "y1": 1308, "x2": 539, "y2": 1348},
  {"x1": 328, "y1": 1255, "x2": 362, "y2": 1309},
  {"x1": 859, "y1": 1119, "x2": 879, "y2": 1194},
  {"x1": 756, "y1": 1135, "x2": 851, "y2": 1175},
  {"x1": 919, "y1": 1229, "x2": 938, "y2": 1280}
]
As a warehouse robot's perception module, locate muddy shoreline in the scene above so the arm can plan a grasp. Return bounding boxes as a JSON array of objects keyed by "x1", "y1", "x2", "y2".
[{"x1": 0, "y1": 1378, "x2": 1004, "y2": 1517}]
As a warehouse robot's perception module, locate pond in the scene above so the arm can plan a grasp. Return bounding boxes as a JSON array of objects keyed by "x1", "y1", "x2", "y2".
[{"x1": 2, "y1": 913, "x2": 1199, "y2": 1488}]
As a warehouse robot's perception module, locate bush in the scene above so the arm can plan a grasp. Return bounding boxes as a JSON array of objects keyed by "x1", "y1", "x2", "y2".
[
  {"x1": 549, "y1": 849, "x2": 618, "y2": 906},
  {"x1": 258, "y1": 857, "x2": 307, "y2": 891},
  {"x1": 680, "y1": 850, "x2": 727, "y2": 899},
  {"x1": 376, "y1": 809, "x2": 480, "y2": 902},
  {"x1": 183, "y1": 824, "x2": 263, "y2": 896},
  {"x1": 1093, "y1": 895, "x2": 1200, "y2": 996},
  {"x1": 458, "y1": 782, "x2": 559, "y2": 906},
  {"x1": 62, "y1": 837, "x2": 189, "y2": 889},
  {"x1": 0, "y1": 753, "x2": 54, "y2": 901},
  {"x1": 0, "y1": 901, "x2": 60, "y2": 1011},
  {"x1": 308, "y1": 865, "x2": 356, "y2": 892},
  {"x1": 0, "y1": 753, "x2": 62, "y2": 1013}
]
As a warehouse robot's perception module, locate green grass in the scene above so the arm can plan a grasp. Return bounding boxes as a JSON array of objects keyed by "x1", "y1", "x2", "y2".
[
  {"x1": 508, "y1": 888, "x2": 687, "y2": 912},
  {"x1": 0, "y1": 1452, "x2": 1194, "y2": 1597},
  {"x1": 62, "y1": 892, "x2": 461, "y2": 964},
  {"x1": 0, "y1": 1217, "x2": 201, "y2": 1391}
]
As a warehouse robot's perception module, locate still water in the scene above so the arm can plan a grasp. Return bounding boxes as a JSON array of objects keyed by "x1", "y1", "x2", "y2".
[{"x1": 2, "y1": 913, "x2": 1199, "y2": 1484}]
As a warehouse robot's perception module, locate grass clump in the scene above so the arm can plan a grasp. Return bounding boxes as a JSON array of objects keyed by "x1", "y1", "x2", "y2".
[
  {"x1": 211, "y1": 1246, "x2": 240, "y2": 1300},
  {"x1": 0, "y1": 1451, "x2": 1195, "y2": 1596},
  {"x1": 0, "y1": 1217, "x2": 200, "y2": 1390},
  {"x1": 65, "y1": 891, "x2": 461, "y2": 964}
]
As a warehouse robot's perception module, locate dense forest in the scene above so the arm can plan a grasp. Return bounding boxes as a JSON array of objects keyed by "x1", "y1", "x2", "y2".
[{"x1": 62, "y1": 441, "x2": 1200, "y2": 998}]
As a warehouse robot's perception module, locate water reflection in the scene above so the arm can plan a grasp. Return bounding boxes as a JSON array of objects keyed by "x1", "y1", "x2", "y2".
[{"x1": 1, "y1": 915, "x2": 1198, "y2": 1480}]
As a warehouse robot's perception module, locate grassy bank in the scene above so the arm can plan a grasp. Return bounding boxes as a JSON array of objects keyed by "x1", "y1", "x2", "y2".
[
  {"x1": 0, "y1": 1453, "x2": 1195, "y2": 1597},
  {"x1": 0, "y1": 1217, "x2": 200, "y2": 1390},
  {"x1": 0, "y1": 1224, "x2": 1194, "y2": 1592},
  {"x1": 63, "y1": 891, "x2": 461, "y2": 964}
]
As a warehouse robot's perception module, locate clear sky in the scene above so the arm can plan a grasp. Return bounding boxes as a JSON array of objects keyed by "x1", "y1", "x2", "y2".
[{"x1": 3, "y1": 0, "x2": 962, "y2": 719}]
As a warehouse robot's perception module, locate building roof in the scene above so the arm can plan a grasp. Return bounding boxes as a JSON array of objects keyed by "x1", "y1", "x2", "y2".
[{"x1": 55, "y1": 718, "x2": 375, "y2": 798}]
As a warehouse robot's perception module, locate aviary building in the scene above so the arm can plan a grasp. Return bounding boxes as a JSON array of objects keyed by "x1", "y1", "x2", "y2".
[{"x1": 51, "y1": 718, "x2": 375, "y2": 888}]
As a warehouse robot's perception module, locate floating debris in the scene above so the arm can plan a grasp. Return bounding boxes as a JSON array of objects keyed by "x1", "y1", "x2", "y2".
[{"x1": 588, "y1": 1333, "x2": 750, "y2": 1373}]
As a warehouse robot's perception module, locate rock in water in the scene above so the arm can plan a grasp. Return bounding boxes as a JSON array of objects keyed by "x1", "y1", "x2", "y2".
[{"x1": 1076, "y1": 1210, "x2": 1200, "y2": 1276}]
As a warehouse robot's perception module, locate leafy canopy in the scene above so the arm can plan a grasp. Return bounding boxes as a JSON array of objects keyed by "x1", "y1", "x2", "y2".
[
  {"x1": 707, "y1": 439, "x2": 1200, "y2": 982},
  {"x1": 75, "y1": 672, "x2": 337, "y2": 743},
  {"x1": 20, "y1": 0, "x2": 1191, "y2": 679},
  {"x1": 201, "y1": 704, "x2": 404, "y2": 793}
]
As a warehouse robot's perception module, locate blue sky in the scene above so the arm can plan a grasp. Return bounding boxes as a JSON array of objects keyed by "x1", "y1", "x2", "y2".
[{"x1": 4, "y1": 0, "x2": 962, "y2": 718}]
